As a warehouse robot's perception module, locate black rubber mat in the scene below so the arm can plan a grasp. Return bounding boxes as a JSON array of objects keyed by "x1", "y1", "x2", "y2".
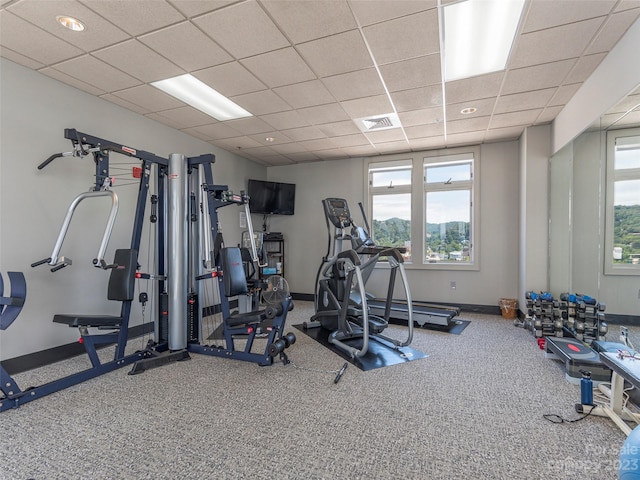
[{"x1": 294, "y1": 324, "x2": 428, "y2": 371}]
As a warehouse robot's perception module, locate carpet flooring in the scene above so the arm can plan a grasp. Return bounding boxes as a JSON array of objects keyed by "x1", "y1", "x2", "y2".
[{"x1": 0, "y1": 301, "x2": 636, "y2": 479}]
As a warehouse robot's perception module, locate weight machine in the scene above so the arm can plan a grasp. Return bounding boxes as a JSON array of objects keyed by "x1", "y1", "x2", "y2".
[{"x1": 1, "y1": 128, "x2": 294, "y2": 412}]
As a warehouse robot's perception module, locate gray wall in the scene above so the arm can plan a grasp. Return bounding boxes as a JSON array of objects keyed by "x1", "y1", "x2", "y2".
[
  {"x1": 0, "y1": 59, "x2": 266, "y2": 360},
  {"x1": 268, "y1": 140, "x2": 521, "y2": 307},
  {"x1": 550, "y1": 128, "x2": 640, "y2": 316}
]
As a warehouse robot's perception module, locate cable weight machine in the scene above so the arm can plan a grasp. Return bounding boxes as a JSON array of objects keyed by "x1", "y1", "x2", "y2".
[{"x1": 2, "y1": 128, "x2": 293, "y2": 411}]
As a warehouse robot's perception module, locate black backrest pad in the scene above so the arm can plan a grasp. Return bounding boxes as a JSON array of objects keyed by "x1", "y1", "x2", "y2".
[
  {"x1": 107, "y1": 249, "x2": 138, "y2": 302},
  {"x1": 221, "y1": 247, "x2": 248, "y2": 297}
]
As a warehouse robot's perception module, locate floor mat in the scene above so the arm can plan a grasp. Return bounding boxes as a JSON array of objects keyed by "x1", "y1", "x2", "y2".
[{"x1": 293, "y1": 324, "x2": 428, "y2": 371}]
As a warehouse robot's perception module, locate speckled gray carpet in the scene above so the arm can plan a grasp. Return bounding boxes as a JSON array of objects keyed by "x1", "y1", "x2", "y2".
[{"x1": 0, "y1": 301, "x2": 634, "y2": 479}]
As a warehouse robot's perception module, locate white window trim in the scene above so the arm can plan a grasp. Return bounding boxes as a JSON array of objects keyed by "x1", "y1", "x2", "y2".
[
  {"x1": 604, "y1": 127, "x2": 640, "y2": 276},
  {"x1": 364, "y1": 147, "x2": 480, "y2": 271}
]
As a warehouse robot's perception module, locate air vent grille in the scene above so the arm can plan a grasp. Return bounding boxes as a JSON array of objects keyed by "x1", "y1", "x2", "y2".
[{"x1": 355, "y1": 113, "x2": 401, "y2": 133}]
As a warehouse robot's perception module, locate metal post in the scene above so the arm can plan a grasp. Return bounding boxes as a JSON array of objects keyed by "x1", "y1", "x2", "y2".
[{"x1": 168, "y1": 153, "x2": 188, "y2": 350}]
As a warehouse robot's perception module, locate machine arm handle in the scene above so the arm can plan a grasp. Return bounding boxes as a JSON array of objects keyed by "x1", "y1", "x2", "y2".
[
  {"x1": 31, "y1": 258, "x2": 51, "y2": 267},
  {"x1": 50, "y1": 264, "x2": 67, "y2": 273}
]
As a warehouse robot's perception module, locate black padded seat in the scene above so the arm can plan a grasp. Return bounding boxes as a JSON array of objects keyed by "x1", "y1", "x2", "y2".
[
  {"x1": 225, "y1": 311, "x2": 266, "y2": 327},
  {"x1": 52, "y1": 249, "x2": 137, "y2": 329},
  {"x1": 53, "y1": 314, "x2": 123, "y2": 328}
]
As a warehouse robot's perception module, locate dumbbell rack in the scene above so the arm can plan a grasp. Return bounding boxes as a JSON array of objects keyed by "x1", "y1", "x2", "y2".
[{"x1": 559, "y1": 293, "x2": 607, "y2": 344}]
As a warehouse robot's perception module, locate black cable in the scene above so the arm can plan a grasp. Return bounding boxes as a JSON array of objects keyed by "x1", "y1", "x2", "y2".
[{"x1": 543, "y1": 404, "x2": 595, "y2": 424}]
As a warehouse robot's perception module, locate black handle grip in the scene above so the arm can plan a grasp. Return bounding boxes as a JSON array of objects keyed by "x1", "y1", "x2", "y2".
[
  {"x1": 31, "y1": 258, "x2": 51, "y2": 267},
  {"x1": 50, "y1": 264, "x2": 67, "y2": 273},
  {"x1": 334, "y1": 363, "x2": 348, "y2": 384},
  {"x1": 38, "y1": 153, "x2": 64, "y2": 170}
]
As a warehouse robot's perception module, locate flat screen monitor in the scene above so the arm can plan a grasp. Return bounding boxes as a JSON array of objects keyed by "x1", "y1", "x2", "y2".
[{"x1": 247, "y1": 179, "x2": 296, "y2": 215}]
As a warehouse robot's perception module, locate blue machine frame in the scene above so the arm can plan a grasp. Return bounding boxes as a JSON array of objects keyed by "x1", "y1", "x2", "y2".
[{"x1": 1, "y1": 129, "x2": 293, "y2": 412}]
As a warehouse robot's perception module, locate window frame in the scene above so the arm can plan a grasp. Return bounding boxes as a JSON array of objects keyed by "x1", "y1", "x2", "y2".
[
  {"x1": 604, "y1": 127, "x2": 640, "y2": 276},
  {"x1": 365, "y1": 147, "x2": 480, "y2": 271}
]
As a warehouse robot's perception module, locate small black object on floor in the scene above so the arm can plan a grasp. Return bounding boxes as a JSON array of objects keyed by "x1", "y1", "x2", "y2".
[
  {"x1": 411, "y1": 319, "x2": 471, "y2": 335},
  {"x1": 294, "y1": 324, "x2": 428, "y2": 372}
]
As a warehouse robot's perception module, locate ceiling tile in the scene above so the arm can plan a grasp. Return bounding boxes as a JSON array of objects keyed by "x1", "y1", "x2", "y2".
[
  {"x1": 493, "y1": 89, "x2": 555, "y2": 115},
  {"x1": 348, "y1": 0, "x2": 436, "y2": 27},
  {"x1": 240, "y1": 47, "x2": 315, "y2": 88},
  {"x1": 169, "y1": 0, "x2": 237, "y2": 18},
  {"x1": 296, "y1": 29, "x2": 372, "y2": 77},
  {"x1": 447, "y1": 116, "x2": 491, "y2": 135},
  {"x1": 39, "y1": 66, "x2": 105, "y2": 95},
  {"x1": 548, "y1": 83, "x2": 581, "y2": 106},
  {"x1": 51, "y1": 54, "x2": 141, "y2": 92},
  {"x1": 270, "y1": 143, "x2": 308, "y2": 155},
  {"x1": 447, "y1": 97, "x2": 496, "y2": 121},
  {"x1": 391, "y1": 85, "x2": 443, "y2": 112},
  {"x1": 0, "y1": 10, "x2": 83, "y2": 64},
  {"x1": 489, "y1": 109, "x2": 543, "y2": 129},
  {"x1": 192, "y1": 124, "x2": 244, "y2": 142},
  {"x1": 81, "y1": 0, "x2": 185, "y2": 36},
  {"x1": 298, "y1": 138, "x2": 338, "y2": 150},
  {"x1": 100, "y1": 93, "x2": 153, "y2": 115},
  {"x1": 297, "y1": 103, "x2": 351, "y2": 125},
  {"x1": 281, "y1": 126, "x2": 327, "y2": 141},
  {"x1": 398, "y1": 107, "x2": 443, "y2": 127},
  {"x1": 272, "y1": 80, "x2": 336, "y2": 109},
  {"x1": 340, "y1": 144, "x2": 378, "y2": 157},
  {"x1": 111, "y1": 84, "x2": 185, "y2": 111},
  {"x1": 445, "y1": 71, "x2": 504, "y2": 104},
  {"x1": 534, "y1": 106, "x2": 564, "y2": 125},
  {"x1": 0, "y1": 47, "x2": 45, "y2": 69},
  {"x1": 217, "y1": 136, "x2": 266, "y2": 149},
  {"x1": 248, "y1": 131, "x2": 293, "y2": 146},
  {"x1": 564, "y1": 52, "x2": 607, "y2": 84},
  {"x1": 521, "y1": 0, "x2": 615, "y2": 33},
  {"x1": 365, "y1": 128, "x2": 406, "y2": 143},
  {"x1": 586, "y1": 8, "x2": 640, "y2": 54},
  {"x1": 329, "y1": 133, "x2": 370, "y2": 148},
  {"x1": 340, "y1": 95, "x2": 393, "y2": 118},
  {"x1": 405, "y1": 123, "x2": 444, "y2": 139},
  {"x1": 317, "y1": 120, "x2": 362, "y2": 137},
  {"x1": 192, "y1": 1, "x2": 289, "y2": 59},
  {"x1": 502, "y1": 59, "x2": 576, "y2": 95},
  {"x1": 321, "y1": 68, "x2": 385, "y2": 101},
  {"x1": 193, "y1": 61, "x2": 266, "y2": 97},
  {"x1": 284, "y1": 151, "x2": 321, "y2": 162},
  {"x1": 261, "y1": 0, "x2": 357, "y2": 44},
  {"x1": 374, "y1": 140, "x2": 410, "y2": 153},
  {"x1": 224, "y1": 117, "x2": 275, "y2": 135},
  {"x1": 260, "y1": 110, "x2": 310, "y2": 130},
  {"x1": 7, "y1": 0, "x2": 130, "y2": 51},
  {"x1": 313, "y1": 148, "x2": 349, "y2": 159},
  {"x1": 144, "y1": 112, "x2": 185, "y2": 130},
  {"x1": 139, "y1": 21, "x2": 232, "y2": 71},
  {"x1": 484, "y1": 126, "x2": 525, "y2": 142},
  {"x1": 230, "y1": 90, "x2": 292, "y2": 115},
  {"x1": 378, "y1": 54, "x2": 441, "y2": 93},
  {"x1": 446, "y1": 131, "x2": 485, "y2": 147},
  {"x1": 362, "y1": 9, "x2": 439, "y2": 65},
  {"x1": 509, "y1": 18, "x2": 604, "y2": 69},
  {"x1": 93, "y1": 39, "x2": 184, "y2": 83},
  {"x1": 152, "y1": 105, "x2": 215, "y2": 128},
  {"x1": 408, "y1": 136, "x2": 446, "y2": 150},
  {"x1": 260, "y1": 155, "x2": 296, "y2": 166}
]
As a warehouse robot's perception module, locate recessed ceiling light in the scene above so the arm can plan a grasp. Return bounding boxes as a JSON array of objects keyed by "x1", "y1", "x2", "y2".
[
  {"x1": 265, "y1": 137, "x2": 275, "y2": 142},
  {"x1": 151, "y1": 74, "x2": 252, "y2": 121},
  {"x1": 461, "y1": 107, "x2": 477, "y2": 115},
  {"x1": 56, "y1": 15, "x2": 85, "y2": 32}
]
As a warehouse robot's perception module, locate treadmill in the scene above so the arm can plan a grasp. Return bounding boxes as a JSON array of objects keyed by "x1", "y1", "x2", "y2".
[{"x1": 321, "y1": 197, "x2": 460, "y2": 329}]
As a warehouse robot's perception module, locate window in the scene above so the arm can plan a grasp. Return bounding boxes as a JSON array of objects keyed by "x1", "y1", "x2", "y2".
[
  {"x1": 424, "y1": 153, "x2": 475, "y2": 265},
  {"x1": 605, "y1": 128, "x2": 640, "y2": 275},
  {"x1": 366, "y1": 148, "x2": 479, "y2": 269},
  {"x1": 368, "y1": 160, "x2": 412, "y2": 261}
]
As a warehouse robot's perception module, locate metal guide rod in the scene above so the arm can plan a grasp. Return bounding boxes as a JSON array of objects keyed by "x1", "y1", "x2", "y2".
[
  {"x1": 199, "y1": 168, "x2": 213, "y2": 269},
  {"x1": 244, "y1": 202, "x2": 266, "y2": 267},
  {"x1": 47, "y1": 190, "x2": 119, "y2": 269},
  {"x1": 168, "y1": 153, "x2": 188, "y2": 351}
]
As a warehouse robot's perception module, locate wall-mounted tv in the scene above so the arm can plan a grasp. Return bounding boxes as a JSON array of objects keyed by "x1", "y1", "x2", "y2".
[{"x1": 247, "y1": 179, "x2": 296, "y2": 215}]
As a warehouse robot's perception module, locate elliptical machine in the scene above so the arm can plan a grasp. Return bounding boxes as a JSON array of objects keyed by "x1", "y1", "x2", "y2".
[{"x1": 306, "y1": 198, "x2": 413, "y2": 359}]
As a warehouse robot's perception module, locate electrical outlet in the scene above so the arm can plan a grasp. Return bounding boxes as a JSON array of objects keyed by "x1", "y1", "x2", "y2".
[{"x1": 450, "y1": 281, "x2": 456, "y2": 290}]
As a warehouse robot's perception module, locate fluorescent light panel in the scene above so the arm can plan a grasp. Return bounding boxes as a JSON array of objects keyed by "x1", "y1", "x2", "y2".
[
  {"x1": 443, "y1": 0, "x2": 525, "y2": 81},
  {"x1": 151, "y1": 74, "x2": 252, "y2": 121}
]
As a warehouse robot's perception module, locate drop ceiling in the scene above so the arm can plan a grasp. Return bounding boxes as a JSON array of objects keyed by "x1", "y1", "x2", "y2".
[{"x1": 1, "y1": 0, "x2": 639, "y2": 166}]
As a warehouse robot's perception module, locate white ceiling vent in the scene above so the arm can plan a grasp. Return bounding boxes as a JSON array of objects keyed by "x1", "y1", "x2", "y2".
[{"x1": 355, "y1": 113, "x2": 401, "y2": 133}]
